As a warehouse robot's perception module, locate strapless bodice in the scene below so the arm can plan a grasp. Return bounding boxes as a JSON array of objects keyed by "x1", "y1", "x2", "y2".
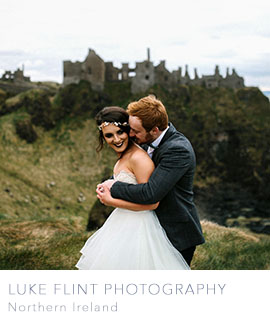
[{"x1": 114, "y1": 170, "x2": 137, "y2": 184}]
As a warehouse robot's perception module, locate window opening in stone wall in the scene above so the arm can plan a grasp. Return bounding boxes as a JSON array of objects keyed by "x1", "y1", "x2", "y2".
[{"x1": 129, "y1": 71, "x2": 135, "y2": 77}]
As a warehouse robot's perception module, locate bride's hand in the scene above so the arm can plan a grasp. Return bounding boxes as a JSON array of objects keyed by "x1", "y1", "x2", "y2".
[
  {"x1": 96, "y1": 184, "x2": 113, "y2": 206},
  {"x1": 100, "y1": 179, "x2": 115, "y2": 190}
]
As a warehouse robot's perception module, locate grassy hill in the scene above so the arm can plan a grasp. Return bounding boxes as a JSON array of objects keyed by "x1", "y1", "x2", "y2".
[
  {"x1": 0, "y1": 81, "x2": 269, "y2": 269},
  {"x1": 0, "y1": 111, "x2": 116, "y2": 222},
  {"x1": 0, "y1": 108, "x2": 116, "y2": 269},
  {"x1": 1, "y1": 217, "x2": 269, "y2": 270}
]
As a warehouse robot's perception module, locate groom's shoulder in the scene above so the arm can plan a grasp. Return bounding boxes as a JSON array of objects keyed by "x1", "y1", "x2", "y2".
[
  {"x1": 166, "y1": 124, "x2": 188, "y2": 144},
  {"x1": 167, "y1": 123, "x2": 185, "y2": 138},
  {"x1": 164, "y1": 126, "x2": 193, "y2": 152}
]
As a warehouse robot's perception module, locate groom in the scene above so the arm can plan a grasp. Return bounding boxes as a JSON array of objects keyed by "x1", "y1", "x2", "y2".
[{"x1": 97, "y1": 95, "x2": 205, "y2": 266}]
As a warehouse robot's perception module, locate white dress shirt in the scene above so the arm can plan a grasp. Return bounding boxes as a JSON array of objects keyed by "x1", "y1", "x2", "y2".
[{"x1": 147, "y1": 126, "x2": 169, "y2": 158}]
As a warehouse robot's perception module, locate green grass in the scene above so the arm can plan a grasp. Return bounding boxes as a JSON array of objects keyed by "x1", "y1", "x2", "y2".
[
  {"x1": 1, "y1": 219, "x2": 269, "y2": 270},
  {"x1": 192, "y1": 221, "x2": 270, "y2": 270},
  {"x1": 0, "y1": 91, "x2": 269, "y2": 270},
  {"x1": 0, "y1": 111, "x2": 115, "y2": 222},
  {"x1": 0, "y1": 218, "x2": 91, "y2": 270}
]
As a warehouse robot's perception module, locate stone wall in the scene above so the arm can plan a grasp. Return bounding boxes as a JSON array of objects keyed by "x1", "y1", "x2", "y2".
[
  {"x1": 1, "y1": 68, "x2": 30, "y2": 83},
  {"x1": 154, "y1": 61, "x2": 172, "y2": 88},
  {"x1": 63, "y1": 49, "x2": 105, "y2": 91},
  {"x1": 82, "y1": 49, "x2": 105, "y2": 91},
  {"x1": 131, "y1": 60, "x2": 155, "y2": 94},
  {"x1": 105, "y1": 62, "x2": 119, "y2": 81},
  {"x1": 63, "y1": 48, "x2": 245, "y2": 94},
  {"x1": 63, "y1": 61, "x2": 82, "y2": 85}
]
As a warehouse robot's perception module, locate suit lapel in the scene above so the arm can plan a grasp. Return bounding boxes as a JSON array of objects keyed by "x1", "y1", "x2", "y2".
[
  {"x1": 151, "y1": 123, "x2": 176, "y2": 163},
  {"x1": 158, "y1": 123, "x2": 175, "y2": 147}
]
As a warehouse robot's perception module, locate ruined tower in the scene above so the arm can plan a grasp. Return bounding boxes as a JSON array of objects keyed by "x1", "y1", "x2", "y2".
[
  {"x1": 63, "y1": 49, "x2": 105, "y2": 91},
  {"x1": 131, "y1": 48, "x2": 155, "y2": 94}
]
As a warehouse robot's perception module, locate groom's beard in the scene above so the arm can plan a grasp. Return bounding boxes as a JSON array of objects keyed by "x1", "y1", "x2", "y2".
[{"x1": 132, "y1": 132, "x2": 154, "y2": 145}]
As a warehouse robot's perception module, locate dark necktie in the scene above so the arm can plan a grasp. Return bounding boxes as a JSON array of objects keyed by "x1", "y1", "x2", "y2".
[{"x1": 147, "y1": 143, "x2": 158, "y2": 150}]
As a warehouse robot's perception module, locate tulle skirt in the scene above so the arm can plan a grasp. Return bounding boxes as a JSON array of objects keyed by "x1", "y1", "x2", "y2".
[{"x1": 76, "y1": 208, "x2": 189, "y2": 270}]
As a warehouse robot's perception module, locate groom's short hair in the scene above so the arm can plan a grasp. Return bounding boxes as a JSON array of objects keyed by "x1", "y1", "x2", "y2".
[{"x1": 127, "y1": 95, "x2": 168, "y2": 132}]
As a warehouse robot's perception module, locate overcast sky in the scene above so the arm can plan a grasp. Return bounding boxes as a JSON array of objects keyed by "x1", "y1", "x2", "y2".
[{"x1": 1, "y1": 0, "x2": 269, "y2": 90}]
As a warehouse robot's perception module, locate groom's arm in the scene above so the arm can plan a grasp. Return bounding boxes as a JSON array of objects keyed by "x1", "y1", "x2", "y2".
[{"x1": 111, "y1": 145, "x2": 191, "y2": 204}]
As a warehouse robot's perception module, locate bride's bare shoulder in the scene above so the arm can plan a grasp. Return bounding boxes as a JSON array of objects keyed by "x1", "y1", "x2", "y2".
[
  {"x1": 129, "y1": 144, "x2": 154, "y2": 167},
  {"x1": 131, "y1": 144, "x2": 147, "y2": 157}
]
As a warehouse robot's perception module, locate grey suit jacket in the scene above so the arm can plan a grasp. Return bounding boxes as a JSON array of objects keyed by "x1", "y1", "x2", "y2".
[{"x1": 111, "y1": 123, "x2": 205, "y2": 252}]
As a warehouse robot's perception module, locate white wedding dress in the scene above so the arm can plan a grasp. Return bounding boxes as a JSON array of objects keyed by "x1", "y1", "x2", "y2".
[{"x1": 76, "y1": 171, "x2": 190, "y2": 270}]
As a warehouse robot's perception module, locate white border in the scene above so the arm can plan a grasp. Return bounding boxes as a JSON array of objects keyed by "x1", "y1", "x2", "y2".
[{"x1": 0, "y1": 270, "x2": 269, "y2": 320}]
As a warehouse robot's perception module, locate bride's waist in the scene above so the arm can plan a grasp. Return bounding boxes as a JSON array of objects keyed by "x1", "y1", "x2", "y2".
[{"x1": 114, "y1": 208, "x2": 154, "y2": 215}]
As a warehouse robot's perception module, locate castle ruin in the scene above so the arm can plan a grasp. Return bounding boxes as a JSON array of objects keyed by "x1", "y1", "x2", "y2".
[
  {"x1": 1, "y1": 66, "x2": 30, "y2": 83},
  {"x1": 63, "y1": 48, "x2": 245, "y2": 93}
]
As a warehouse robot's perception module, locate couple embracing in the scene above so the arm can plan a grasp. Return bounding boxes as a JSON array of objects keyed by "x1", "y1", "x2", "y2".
[{"x1": 76, "y1": 95, "x2": 205, "y2": 270}]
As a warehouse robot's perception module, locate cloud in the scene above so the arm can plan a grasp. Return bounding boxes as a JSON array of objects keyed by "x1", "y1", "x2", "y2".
[
  {"x1": 0, "y1": 50, "x2": 25, "y2": 56},
  {"x1": 23, "y1": 60, "x2": 45, "y2": 68},
  {"x1": 0, "y1": 0, "x2": 269, "y2": 88}
]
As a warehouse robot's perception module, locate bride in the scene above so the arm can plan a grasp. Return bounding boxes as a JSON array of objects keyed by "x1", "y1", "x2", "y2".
[{"x1": 76, "y1": 106, "x2": 189, "y2": 270}]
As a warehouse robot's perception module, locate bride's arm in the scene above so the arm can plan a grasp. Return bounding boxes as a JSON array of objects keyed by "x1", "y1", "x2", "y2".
[
  {"x1": 97, "y1": 149, "x2": 159, "y2": 211},
  {"x1": 97, "y1": 187, "x2": 159, "y2": 211}
]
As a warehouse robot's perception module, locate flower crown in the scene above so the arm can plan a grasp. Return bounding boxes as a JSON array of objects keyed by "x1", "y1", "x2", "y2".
[{"x1": 98, "y1": 121, "x2": 129, "y2": 131}]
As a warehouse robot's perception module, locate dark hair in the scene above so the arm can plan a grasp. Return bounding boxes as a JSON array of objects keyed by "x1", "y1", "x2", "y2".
[{"x1": 95, "y1": 106, "x2": 131, "y2": 152}]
